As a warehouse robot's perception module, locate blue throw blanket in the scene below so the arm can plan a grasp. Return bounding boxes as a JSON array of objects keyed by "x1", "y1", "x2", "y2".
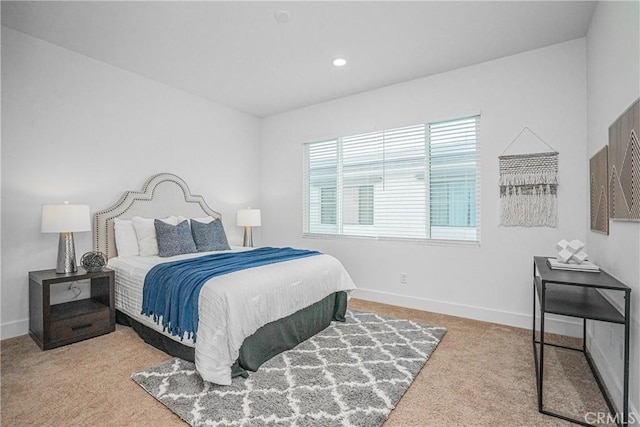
[{"x1": 141, "y1": 247, "x2": 320, "y2": 342}]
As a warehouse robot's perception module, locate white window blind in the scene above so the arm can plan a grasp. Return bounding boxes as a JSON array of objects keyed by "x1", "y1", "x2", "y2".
[{"x1": 303, "y1": 116, "x2": 479, "y2": 243}]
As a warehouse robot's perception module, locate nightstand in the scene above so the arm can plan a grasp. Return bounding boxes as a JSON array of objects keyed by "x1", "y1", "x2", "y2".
[{"x1": 28, "y1": 268, "x2": 115, "y2": 350}]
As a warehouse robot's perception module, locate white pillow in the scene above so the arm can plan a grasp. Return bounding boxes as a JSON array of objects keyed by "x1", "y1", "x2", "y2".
[
  {"x1": 132, "y1": 216, "x2": 178, "y2": 256},
  {"x1": 177, "y1": 215, "x2": 215, "y2": 225},
  {"x1": 113, "y1": 218, "x2": 139, "y2": 257}
]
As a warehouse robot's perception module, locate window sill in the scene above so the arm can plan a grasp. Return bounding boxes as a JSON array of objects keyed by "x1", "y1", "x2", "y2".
[{"x1": 302, "y1": 233, "x2": 480, "y2": 247}]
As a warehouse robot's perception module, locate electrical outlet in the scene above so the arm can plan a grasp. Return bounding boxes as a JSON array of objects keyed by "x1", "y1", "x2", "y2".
[
  {"x1": 619, "y1": 341, "x2": 623, "y2": 360},
  {"x1": 609, "y1": 327, "x2": 614, "y2": 347},
  {"x1": 400, "y1": 273, "x2": 408, "y2": 285}
]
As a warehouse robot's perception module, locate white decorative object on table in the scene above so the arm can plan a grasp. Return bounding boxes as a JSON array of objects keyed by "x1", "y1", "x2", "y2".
[{"x1": 556, "y1": 239, "x2": 587, "y2": 264}]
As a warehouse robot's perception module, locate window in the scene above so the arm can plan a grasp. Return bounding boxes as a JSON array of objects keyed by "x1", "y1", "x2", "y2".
[
  {"x1": 320, "y1": 187, "x2": 336, "y2": 225},
  {"x1": 303, "y1": 116, "x2": 479, "y2": 242},
  {"x1": 344, "y1": 185, "x2": 374, "y2": 225}
]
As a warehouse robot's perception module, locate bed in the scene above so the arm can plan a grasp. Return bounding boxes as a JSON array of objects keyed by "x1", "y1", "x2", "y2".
[{"x1": 94, "y1": 173, "x2": 356, "y2": 385}]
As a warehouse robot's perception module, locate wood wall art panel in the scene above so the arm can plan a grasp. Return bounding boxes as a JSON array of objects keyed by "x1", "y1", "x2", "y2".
[
  {"x1": 590, "y1": 146, "x2": 609, "y2": 234},
  {"x1": 608, "y1": 98, "x2": 640, "y2": 221}
]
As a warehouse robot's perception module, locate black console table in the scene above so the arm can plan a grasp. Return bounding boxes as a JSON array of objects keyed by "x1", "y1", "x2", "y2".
[{"x1": 532, "y1": 256, "x2": 631, "y2": 426}]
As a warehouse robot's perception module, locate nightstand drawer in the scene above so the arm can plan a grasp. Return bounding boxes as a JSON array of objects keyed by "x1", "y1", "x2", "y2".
[{"x1": 50, "y1": 310, "x2": 111, "y2": 343}]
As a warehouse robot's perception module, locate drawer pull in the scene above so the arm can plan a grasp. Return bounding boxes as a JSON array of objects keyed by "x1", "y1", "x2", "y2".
[{"x1": 71, "y1": 323, "x2": 93, "y2": 331}]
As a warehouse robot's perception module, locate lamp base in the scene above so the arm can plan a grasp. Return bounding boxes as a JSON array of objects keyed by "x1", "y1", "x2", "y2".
[
  {"x1": 56, "y1": 232, "x2": 77, "y2": 274},
  {"x1": 243, "y1": 226, "x2": 254, "y2": 247}
]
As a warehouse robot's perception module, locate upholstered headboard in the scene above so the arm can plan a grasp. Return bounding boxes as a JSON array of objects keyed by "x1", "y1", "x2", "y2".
[{"x1": 94, "y1": 173, "x2": 221, "y2": 259}]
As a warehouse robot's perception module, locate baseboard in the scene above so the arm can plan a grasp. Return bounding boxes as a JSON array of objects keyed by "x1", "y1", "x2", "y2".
[
  {"x1": 0, "y1": 318, "x2": 29, "y2": 340},
  {"x1": 4, "y1": 289, "x2": 581, "y2": 339},
  {"x1": 587, "y1": 331, "x2": 639, "y2": 420},
  {"x1": 352, "y1": 287, "x2": 583, "y2": 337}
]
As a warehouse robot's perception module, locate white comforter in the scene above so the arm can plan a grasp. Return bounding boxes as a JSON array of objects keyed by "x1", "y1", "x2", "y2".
[{"x1": 108, "y1": 247, "x2": 356, "y2": 385}]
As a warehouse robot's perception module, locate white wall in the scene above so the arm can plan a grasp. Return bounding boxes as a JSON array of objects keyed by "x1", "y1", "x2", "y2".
[
  {"x1": 1, "y1": 27, "x2": 262, "y2": 338},
  {"x1": 260, "y1": 39, "x2": 588, "y2": 334},
  {"x1": 586, "y1": 1, "x2": 640, "y2": 416}
]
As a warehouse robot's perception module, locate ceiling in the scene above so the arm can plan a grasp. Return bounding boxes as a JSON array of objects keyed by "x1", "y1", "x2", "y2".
[{"x1": 1, "y1": 1, "x2": 597, "y2": 118}]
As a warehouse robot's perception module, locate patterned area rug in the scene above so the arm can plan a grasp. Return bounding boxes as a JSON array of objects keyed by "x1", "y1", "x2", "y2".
[{"x1": 131, "y1": 310, "x2": 446, "y2": 426}]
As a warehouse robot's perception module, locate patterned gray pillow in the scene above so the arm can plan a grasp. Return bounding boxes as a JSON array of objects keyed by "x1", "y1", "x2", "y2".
[
  {"x1": 154, "y1": 219, "x2": 197, "y2": 257},
  {"x1": 191, "y1": 218, "x2": 231, "y2": 251}
]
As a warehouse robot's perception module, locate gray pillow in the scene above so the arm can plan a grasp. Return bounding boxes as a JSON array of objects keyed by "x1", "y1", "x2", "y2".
[
  {"x1": 191, "y1": 218, "x2": 231, "y2": 251},
  {"x1": 154, "y1": 219, "x2": 197, "y2": 257}
]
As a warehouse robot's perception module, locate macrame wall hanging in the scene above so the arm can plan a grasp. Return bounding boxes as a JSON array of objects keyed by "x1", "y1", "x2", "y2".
[{"x1": 499, "y1": 127, "x2": 558, "y2": 227}]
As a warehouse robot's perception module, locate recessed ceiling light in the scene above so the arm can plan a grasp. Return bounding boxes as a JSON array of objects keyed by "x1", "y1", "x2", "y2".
[
  {"x1": 333, "y1": 58, "x2": 347, "y2": 67},
  {"x1": 274, "y1": 9, "x2": 291, "y2": 23}
]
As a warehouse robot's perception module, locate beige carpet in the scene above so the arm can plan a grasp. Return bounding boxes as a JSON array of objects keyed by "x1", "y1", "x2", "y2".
[{"x1": 1, "y1": 298, "x2": 611, "y2": 426}]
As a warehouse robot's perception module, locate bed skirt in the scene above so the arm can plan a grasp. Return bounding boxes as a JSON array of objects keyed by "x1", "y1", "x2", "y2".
[{"x1": 117, "y1": 291, "x2": 348, "y2": 378}]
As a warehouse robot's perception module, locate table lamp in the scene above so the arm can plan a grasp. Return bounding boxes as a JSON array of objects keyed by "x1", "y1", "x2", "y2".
[
  {"x1": 237, "y1": 208, "x2": 261, "y2": 247},
  {"x1": 41, "y1": 202, "x2": 91, "y2": 273}
]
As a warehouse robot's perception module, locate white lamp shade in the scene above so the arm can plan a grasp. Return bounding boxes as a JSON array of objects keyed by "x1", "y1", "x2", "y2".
[
  {"x1": 41, "y1": 204, "x2": 91, "y2": 233},
  {"x1": 237, "y1": 209, "x2": 261, "y2": 227}
]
